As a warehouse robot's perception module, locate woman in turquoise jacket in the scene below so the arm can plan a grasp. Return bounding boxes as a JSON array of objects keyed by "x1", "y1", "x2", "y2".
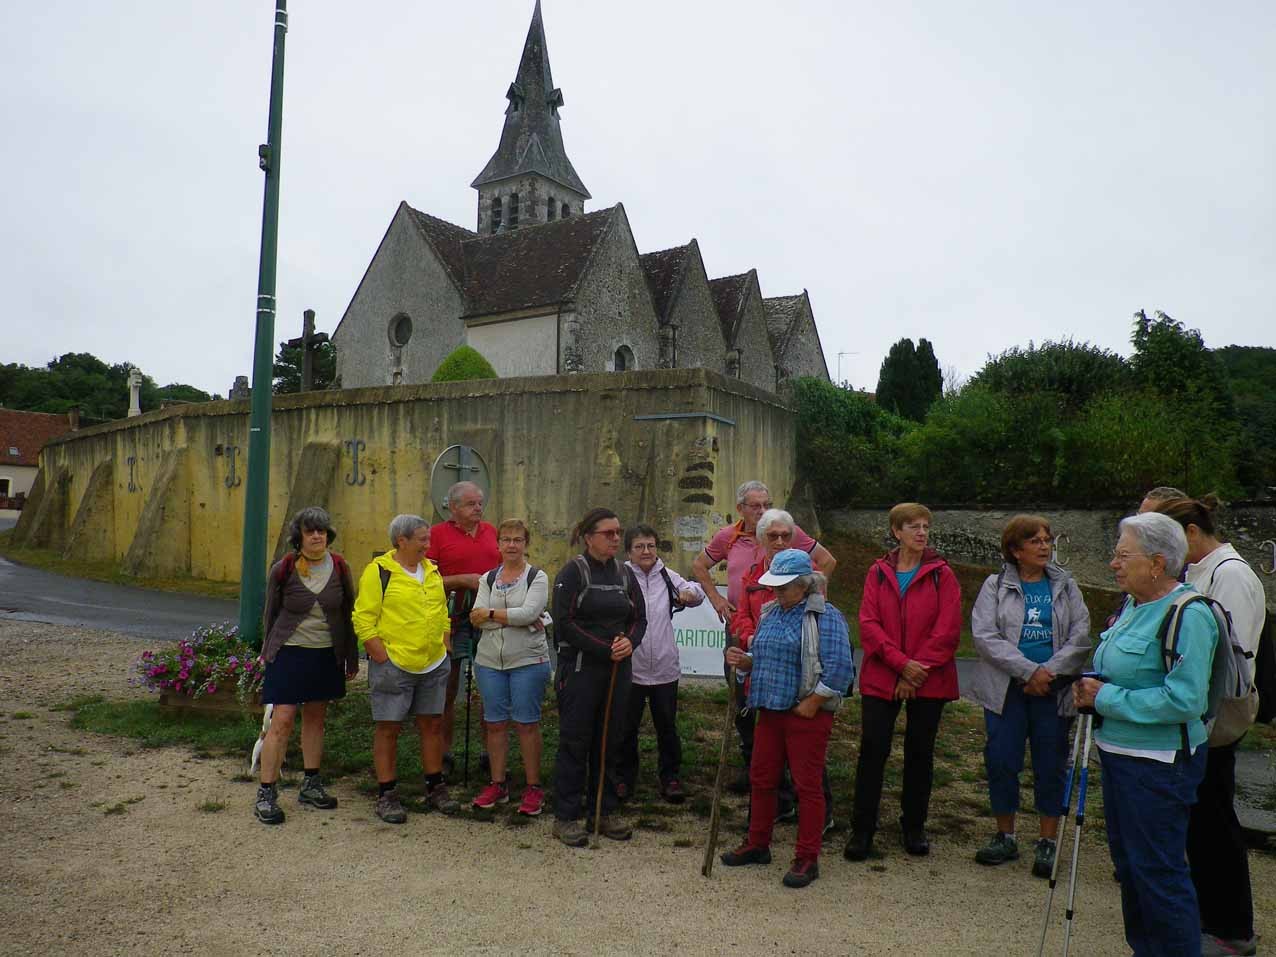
[{"x1": 1074, "y1": 512, "x2": 1218, "y2": 957}]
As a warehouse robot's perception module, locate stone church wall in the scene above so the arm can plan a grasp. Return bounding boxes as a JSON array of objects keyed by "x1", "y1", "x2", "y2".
[
  {"x1": 667, "y1": 250, "x2": 727, "y2": 375},
  {"x1": 778, "y1": 302, "x2": 830, "y2": 383},
  {"x1": 334, "y1": 208, "x2": 467, "y2": 389},
  {"x1": 566, "y1": 216, "x2": 661, "y2": 373},
  {"x1": 26, "y1": 369, "x2": 797, "y2": 587},
  {"x1": 735, "y1": 288, "x2": 779, "y2": 393}
]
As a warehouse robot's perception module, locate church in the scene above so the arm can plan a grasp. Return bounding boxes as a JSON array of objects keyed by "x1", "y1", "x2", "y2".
[{"x1": 332, "y1": 2, "x2": 830, "y2": 394}]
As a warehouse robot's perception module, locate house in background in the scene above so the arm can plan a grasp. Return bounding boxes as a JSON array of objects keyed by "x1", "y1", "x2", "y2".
[{"x1": 0, "y1": 409, "x2": 76, "y2": 506}]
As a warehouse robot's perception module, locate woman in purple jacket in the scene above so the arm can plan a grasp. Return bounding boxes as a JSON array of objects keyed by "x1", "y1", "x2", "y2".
[{"x1": 618, "y1": 524, "x2": 705, "y2": 802}]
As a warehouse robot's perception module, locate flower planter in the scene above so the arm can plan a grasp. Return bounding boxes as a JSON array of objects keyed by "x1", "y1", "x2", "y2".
[{"x1": 159, "y1": 685, "x2": 263, "y2": 716}]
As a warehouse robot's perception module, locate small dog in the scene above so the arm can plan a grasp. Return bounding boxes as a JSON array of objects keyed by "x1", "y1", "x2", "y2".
[{"x1": 248, "y1": 704, "x2": 275, "y2": 776}]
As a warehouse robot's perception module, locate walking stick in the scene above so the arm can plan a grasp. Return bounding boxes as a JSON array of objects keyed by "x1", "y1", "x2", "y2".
[
  {"x1": 1061, "y1": 713, "x2": 1095, "y2": 957},
  {"x1": 463, "y1": 648, "x2": 473, "y2": 788},
  {"x1": 591, "y1": 660, "x2": 620, "y2": 849},
  {"x1": 1036, "y1": 714, "x2": 1085, "y2": 957},
  {"x1": 702, "y1": 628, "x2": 737, "y2": 877}
]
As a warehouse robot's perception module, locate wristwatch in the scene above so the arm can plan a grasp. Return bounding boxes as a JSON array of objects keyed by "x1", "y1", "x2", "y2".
[{"x1": 488, "y1": 609, "x2": 495, "y2": 621}]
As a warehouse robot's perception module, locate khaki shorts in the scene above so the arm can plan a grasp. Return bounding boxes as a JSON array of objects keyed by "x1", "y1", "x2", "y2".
[{"x1": 368, "y1": 655, "x2": 451, "y2": 722}]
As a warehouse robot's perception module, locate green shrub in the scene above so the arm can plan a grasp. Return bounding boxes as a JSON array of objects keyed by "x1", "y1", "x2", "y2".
[{"x1": 431, "y1": 346, "x2": 497, "y2": 383}]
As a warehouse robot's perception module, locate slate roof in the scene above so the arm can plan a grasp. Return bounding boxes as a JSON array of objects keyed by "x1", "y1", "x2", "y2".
[
  {"x1": 0, "y1": 409, "x2": 72, "y2": 467},
  {"x1": 458, "y1": 206, "x2": 617, "y2": 317},
  {"x1": 639, "y1": 244, "x2": 691, "y2": 322},
  {"x1": 763, "y1": 293, "x2": 807, "y2": 359},
  {"x1": 408, "y1": 208, "x2": 475, "y2": 292},
  {"x1": 470, "y1": 1, "x2": 590, "y2": 198},
  {"x1": 708, "y1": 272, "x2": 754, "y2": 344}
]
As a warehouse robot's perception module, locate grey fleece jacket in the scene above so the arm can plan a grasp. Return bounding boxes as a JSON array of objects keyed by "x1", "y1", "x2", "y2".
[{"x1": 969, "y1": 562, "x2": 1092, "y2": 717}]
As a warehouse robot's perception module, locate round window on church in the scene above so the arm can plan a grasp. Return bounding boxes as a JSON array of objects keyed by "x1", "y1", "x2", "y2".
[{"x1": 388, "y1": 313, "x2": 413, "y2": 348}]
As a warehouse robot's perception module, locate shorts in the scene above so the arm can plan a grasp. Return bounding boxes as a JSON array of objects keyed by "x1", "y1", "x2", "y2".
[
  {"x1": 474, "y1": 661, "x2": 552, "y2": 724},
  {"x1": 261, "y1": 645, "x2": 346, "y2": 705},
  {"x1": 368, "y1": 655, "x2": 451, "y2": 722}
]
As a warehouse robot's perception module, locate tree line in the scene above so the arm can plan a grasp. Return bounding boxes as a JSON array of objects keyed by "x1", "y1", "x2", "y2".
[{"x1": 798, "y1": 311, "x2": 1275, "y2": 507}]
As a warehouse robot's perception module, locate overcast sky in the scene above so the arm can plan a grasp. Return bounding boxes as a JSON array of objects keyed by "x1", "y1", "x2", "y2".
[{"x1": 3, "y1": 0, "x2": 1272, "y2": 396}]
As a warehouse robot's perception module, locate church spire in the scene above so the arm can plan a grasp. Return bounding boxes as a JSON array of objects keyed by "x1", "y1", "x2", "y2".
[{"x1": 472, "y1": 1, "x2": 590, "y2": 234}]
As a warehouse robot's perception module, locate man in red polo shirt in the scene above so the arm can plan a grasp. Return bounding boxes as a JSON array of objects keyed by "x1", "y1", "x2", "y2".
[{"x1": 427, "y1": 481, "x2": 500, "y2": 776}]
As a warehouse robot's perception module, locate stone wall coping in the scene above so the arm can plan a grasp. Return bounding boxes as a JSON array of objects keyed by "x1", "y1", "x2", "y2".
[{"x1": 42, "y1": 368, "x2": 794, "y2": 449}]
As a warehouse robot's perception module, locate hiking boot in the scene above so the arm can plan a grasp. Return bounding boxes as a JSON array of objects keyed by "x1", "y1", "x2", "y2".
[
  {"x1": 472, "y1": 781, "x2": 509, "y2": 810},
  {"x1": 782, "y1": 857, "x2": 820, "y2": 888},
  {"x1": 1031, "y1": 838, "x2": 1056, "y2": 878},
  {"x1": 720, "y1": 843, "x2": 772, "y2": 866},
  {"x1": 843, "y1": 831, "x2": 873, "y2": 861},
  {"x1": 298, "y1": 774, "x2": 338, "y2": 810},
  {"x1": 901, "y1": 822, "x2": 930, "y2": 856},
  {"x1": 426, "y1": 783, "x2": 460, "y2": 815},
  {"x1": 588, "y1": 816, "x2": 633, "y2": 841},
  {"x1": 975, "y1": 832, "x2": 1020, "y2": 866},
  {"x1": 517, "y1": 785, "x2": 545, "y2": 817},
  {"x1": 1201, "y1": 934, "x2": 1259, "y2": 956},
  {"x1": 661, "y1": 779, "x2": 686, "y2": 804},
  {"x1": 729, "y1": 767, "x2": 751, "y2": 794},
  {"x1": 375, "y1": 789, "x2": 407, "y2": 824},
  {"x1": 254, "y1": 784, "x2": 285, "y2": 825},
  {"x1": 615, "y1": 781, "x2": 631, "y2": 802},
  {"x1": 553, "y1": 818, "x2": 589, "y2": 847}
]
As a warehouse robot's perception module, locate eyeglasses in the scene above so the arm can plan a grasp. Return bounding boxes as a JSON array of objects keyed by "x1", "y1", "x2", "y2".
[
  {"x1": 741, "y1": 500, "x2": 774, "y2": 511},
  {"x1": 764, "y1": 531, "x2": 793, "y2": 540},
  {"x1": 630, "y1": 542, "x2": 658, "y2": 552},
  {"x1": 1111, "y1": 550, "x2": 1148, "y2": 564},
  {"x1": 590, "y1": 528, "x2": 622, "y2": 539},
  {"x1": 498, "y1": 537, "x2": 526, "y2": 545},
  {"x1": 1022, "y1": 536, "x2": 1052, "y2": 547},
  {"x1": 901, "y1": 522, "x2": 930, "y2": 532}
]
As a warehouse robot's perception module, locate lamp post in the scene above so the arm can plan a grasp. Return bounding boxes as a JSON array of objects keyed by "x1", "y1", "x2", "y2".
[{"x1": 237, "y1": 0, "x2": 288, "y2": 648}]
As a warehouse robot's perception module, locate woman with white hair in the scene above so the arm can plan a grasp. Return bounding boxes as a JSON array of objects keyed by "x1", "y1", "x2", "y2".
[{"x1": 1074, "y1": 512, "x2": 1220, "y2": 957}]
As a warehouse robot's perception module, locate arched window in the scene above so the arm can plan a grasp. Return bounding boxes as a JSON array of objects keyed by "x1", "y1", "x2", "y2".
[
  {"x1": 508, "y1": 192, "x2": 520, "y2": 228},
  {"x1": 546, "y1": 194, "x2": 556, "y2": 221},
  {"x1": 614, "y1": 345, "x2": 635, "y2": 372},
  {"x1": 490, "y1": 195, "x2": 502, "y2": 234},
  {"x1": 561, "y1": 202, "x2": 570, "y2": 219}
]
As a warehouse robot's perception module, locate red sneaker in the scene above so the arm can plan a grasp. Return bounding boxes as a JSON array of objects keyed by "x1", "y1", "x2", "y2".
[
  {"x1": 472, "y1": 781, "x2": 509, "y2": 810},
  {"x1": 517, "y1": 785, "x2": 545, "y2": 816}
]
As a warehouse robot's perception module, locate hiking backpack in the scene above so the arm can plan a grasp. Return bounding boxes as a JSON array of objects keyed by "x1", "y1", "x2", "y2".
[
  {"x1": 485, "y1": 565, "x2": 541, "y2": 591},
  {"x1": 1156, "y1": 591, "x2": 1258, "y2": 748},
  {"x1": 1207, "y1": 556, "x2": 1275, "y2": 725}
]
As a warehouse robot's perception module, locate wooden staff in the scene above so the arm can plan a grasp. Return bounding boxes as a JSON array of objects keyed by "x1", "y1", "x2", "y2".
[
  {"x1": 702, "y1": 628, "x2": 737, "y2": 877},
  {"x1": 591, "y1": 660, "x2": 620, "y2": 849}
]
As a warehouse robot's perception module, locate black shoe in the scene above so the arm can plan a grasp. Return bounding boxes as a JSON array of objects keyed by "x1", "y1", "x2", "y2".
[
  {"x1": 782, "y1": 857, "x2": 820, "y2": 888},
  {"x1": 254, "y1": 784, "x2": 285, "y2": 825},
  {"x1": 902, "y1": 822, "x2": 930, "y2": 856},
  {"x1": 843, "y1": 831, "x2": 873, "y2": 861},
  {"x1": 720, "y1": 843, "x2": 772, "y2": 866},
  {"x1": 661, "y1": 779, "x2": 686, "y2": 804}
]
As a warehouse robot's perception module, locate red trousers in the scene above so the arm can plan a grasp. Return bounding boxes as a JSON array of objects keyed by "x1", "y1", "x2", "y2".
[{"x1": 747, "y1": 708, "x2": 834, "y2": 861}]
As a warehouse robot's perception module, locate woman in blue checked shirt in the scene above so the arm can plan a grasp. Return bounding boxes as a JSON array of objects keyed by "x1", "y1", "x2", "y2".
[{"x1": 720, "y1": 549, "x2": 854, "y2": 888}]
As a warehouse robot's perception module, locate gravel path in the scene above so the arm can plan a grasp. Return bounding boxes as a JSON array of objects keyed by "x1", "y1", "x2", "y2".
[{"x1": 1, "y1": 620, "x2": 1272, "y2": 956}]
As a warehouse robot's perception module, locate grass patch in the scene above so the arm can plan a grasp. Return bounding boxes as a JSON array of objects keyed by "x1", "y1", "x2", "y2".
[
  {"x1": 50, "y1": 695, "x2": 105, "y2": 713},
  {"x1": 12, "y1": 712, "x2": 35, "y2": 720},
  {"x1": 197, "y1": 799, "x2": 228, "y2": 813},
  {"x1": 0, "y1": 539, "x2": 239, "y2": 601}
]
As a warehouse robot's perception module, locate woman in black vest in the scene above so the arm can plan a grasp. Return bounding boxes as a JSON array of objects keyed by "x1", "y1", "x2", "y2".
[{"x1": 550, "y1": 507, "x2": 647, "y2": 847}]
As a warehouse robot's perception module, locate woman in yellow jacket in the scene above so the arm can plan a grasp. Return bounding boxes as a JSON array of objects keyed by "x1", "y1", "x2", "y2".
[{"x1": 353, "y1": 514, "x2": 458, "y2": 823}]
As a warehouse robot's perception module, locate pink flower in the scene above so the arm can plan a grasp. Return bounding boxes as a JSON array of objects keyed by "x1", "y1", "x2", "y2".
[{"x1": 207, "y1": 683, "x2": 218, "y2": 694}]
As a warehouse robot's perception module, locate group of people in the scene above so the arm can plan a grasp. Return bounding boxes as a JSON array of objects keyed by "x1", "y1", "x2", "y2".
[{"x1": 248, "y1": 477, "x2": 1268, "y2": 956}]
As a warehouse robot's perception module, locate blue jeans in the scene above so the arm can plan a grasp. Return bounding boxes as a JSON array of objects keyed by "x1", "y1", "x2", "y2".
[
  {"x1": 1100, "y1": 746, "x2": 1207, "y2": 957},
  {"x1": 984, "y1": 684, "x2": 1070, "y2": 817},
  {"x1": 474, "y1": 662, "x2": 551, "y2": 724}
]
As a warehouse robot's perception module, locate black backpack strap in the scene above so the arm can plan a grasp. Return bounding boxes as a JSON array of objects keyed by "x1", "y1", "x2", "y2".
[
  {"x1": 526, "y1": 565, "x2": 540, "y2": 589},
  {"x1": 379, "y1": 564, "x2": 391, "y2": 598},
  {"x1": 486, "y1": 567, "x2": 500, "y2": 588},
  {"x1": 660, "y1": 567, "x2": 684, "y2": 618},
  {"x1": 1207, "y1": 556, "x2": 1247, "y2": 591},
  {"x1": 571, "y1": 554, "x2": 592, "y2": 612}
]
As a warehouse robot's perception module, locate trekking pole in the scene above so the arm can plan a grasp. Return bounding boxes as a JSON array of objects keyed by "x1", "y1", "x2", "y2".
[
  {"x1": 1061, "y1": 713, "x2": 1095, "y2": 957},
  {"x1": 463, "y1": 648, "x2": 473, "y2": 788},
  {"x1": 702, "y1": 628, "x2": 737, "y2": 877},
  {"x1": 591, "y1": 660, "x2": 620, "y2": 849},
  {"x1": 1036, "y1": 714, "x2": 1085, "y2": 957}
]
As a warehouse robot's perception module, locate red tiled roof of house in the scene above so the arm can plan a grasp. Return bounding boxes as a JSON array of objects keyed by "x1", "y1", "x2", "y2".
[{"x1": 0, "y1": 409, "x2": 74, "y2": 467}]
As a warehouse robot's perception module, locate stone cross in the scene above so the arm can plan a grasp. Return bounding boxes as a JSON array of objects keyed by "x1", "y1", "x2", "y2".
[
  {"x1": 127, "y1": 368, "x2": 143, "y2": 417},
  {"x1": 285, "y1": 308, "x2": 330, "y2": 392}
]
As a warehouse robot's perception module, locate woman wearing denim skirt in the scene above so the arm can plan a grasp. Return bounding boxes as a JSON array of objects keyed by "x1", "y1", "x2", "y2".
[{"x1": 968, "y1": 514, "x2": 1091, "y2": 877}]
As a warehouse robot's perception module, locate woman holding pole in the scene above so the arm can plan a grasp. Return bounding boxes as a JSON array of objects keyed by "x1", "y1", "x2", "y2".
[
  {"x1": 549, "y1": 507, "x2": 646, "y2": 847},
  {"x1": 1073, "y1": 512, "x2": 1219, "y2": 957}
]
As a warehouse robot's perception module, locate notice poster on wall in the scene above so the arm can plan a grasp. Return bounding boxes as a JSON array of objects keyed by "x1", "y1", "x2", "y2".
[{"x1": 675, "y1": 586, "x2": 731, "y2": 677}]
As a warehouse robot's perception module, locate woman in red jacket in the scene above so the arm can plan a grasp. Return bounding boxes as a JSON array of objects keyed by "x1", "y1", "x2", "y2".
[{"x1": 844, "y1": 502, "x2": 961, "y2": 861}]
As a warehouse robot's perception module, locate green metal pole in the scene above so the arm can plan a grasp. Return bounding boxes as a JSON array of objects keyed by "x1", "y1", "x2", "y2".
[{"x1": 237, "y1": 0, "x2": 288, "y2": 648}]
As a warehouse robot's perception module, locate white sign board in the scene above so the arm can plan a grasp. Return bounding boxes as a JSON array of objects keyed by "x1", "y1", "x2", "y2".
[{"x1": 674, "y1": 586, "x2": 731, "y2": 677}]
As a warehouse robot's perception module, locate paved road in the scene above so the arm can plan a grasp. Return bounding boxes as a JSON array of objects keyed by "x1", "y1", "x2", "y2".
[{"x1": 0, "y1": 556, "x2": 237, "y2": 640}]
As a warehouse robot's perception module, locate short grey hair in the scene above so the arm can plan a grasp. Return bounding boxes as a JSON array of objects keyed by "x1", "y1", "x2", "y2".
[
  {"x1": 447, "y1": 481, "x2": 483, "y2": 506},
  {"x1": 389, "y1": 513, "x2": 430, "y2": 548},
  {"x1": 757, "y1": 508, "x2": 795, "y2": 540},
  {"x1": 736, "y1": 480, "x2": 770, "y2": 506},
  {"x1": 788, "y1": 572, "x2": 827, "y2": 596},
  {"x1": 1118, "y1": 512, "x2": 1188, "y2": 578}
]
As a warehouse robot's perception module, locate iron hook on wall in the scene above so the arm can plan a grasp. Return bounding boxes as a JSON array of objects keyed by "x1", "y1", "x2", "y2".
[
  {"x1": 1052, "y1": 533, "x2": 1071, "y2": 567},
  {"x1": 345, "y1": 439, "x2": 367, "y2": 486},
  {"x1": 1260, "y1": 540, "x2": 1275, "y2": 577}
]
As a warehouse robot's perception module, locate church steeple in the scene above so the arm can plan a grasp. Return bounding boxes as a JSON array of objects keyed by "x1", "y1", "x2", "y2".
[{"x1": 471, "y1": 1, "x2": 590, "y2": 235}]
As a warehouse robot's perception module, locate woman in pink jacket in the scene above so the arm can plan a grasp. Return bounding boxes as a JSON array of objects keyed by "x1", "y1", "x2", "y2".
[{"x1": 844, "y1": 502, "x2": 961, "y2": 862}]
